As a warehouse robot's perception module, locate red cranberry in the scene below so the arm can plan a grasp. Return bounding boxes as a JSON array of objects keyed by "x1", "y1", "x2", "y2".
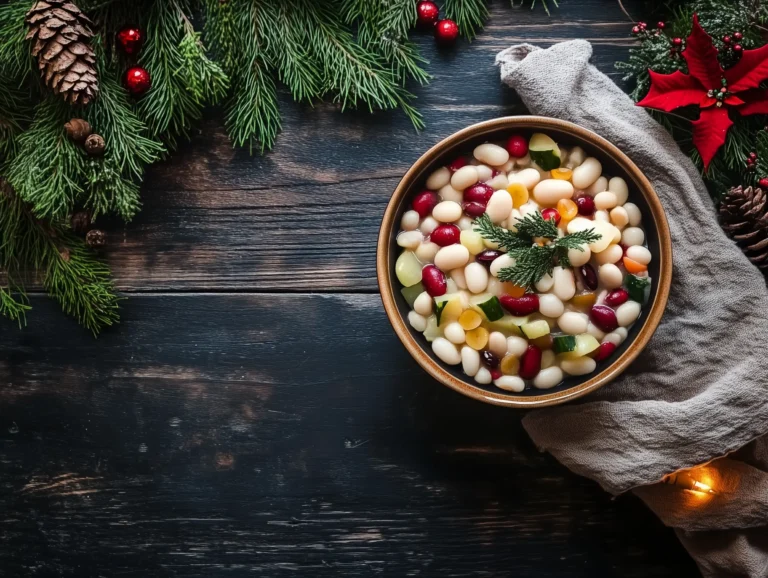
[
  {"x1": 463, "y1": 202, "x2": 486, "y2": 218},
  {"x1": 481, "y1": 350, "x2": 500, "y2": 369},
  {"x1": 448, "y1": 157, "x2": 467, "y2": 172},
  {"x1": 500, "y1": 294, "x2": 539, "y2": 316},
  {"x1": 430, "y1": 224, "x2": 460, "y2": 247},
  {"x1": 734, "y1": 31, "x2": 743, "y2": 41},
  {"x1": 490, "y1": 368, "x2": 502, "y2": 381},
  {"x1": 541, "y1": 207, "x2": 560, "y2": 225},
  {"x1": 593, "y1": 341, "x2": 617, "y2": 362},
  {"x1": 491, "y1": 169, "x2": 501, "y2": 178},
  {"x1": 475, "y1": 249, "x2": 503, "y2": 264},
  {"x1": 576, "y1": 195, "x2": 595, "y2": 216},
  {"x1": 421, "y1": 265, "x2": 447, "y2": 297},
  {"x1": 590, "y1": 305, "x2": 618, "y2": 332},
  {"x1": 464, "y1": 183, "x2": 494, "y2": 204},
  {"x1": 605, "y1": 288, "x2": 629, "y2": 307},
  {"x1": 506, "y1": 134, "x2": 528, "y2": 158},
  {"x1": 412, "y1": 190, "x2": 438, "y2": 217},
  {"x1": 519, "y1": 345, "x2": 542, "y2": 380},
  {"x1": 579, "y1": 264, "x2": 598, "y2": 290}
]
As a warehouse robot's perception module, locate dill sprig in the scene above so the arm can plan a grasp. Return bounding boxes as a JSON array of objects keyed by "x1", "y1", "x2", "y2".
[{"x1": 473, "y1": 212, "x2": 601, "y2": 288}]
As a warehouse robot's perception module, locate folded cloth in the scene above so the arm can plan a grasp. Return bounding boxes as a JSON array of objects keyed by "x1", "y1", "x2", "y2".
[{"x1": 496, "y1": 40, "x2": 768, "y2": 577}]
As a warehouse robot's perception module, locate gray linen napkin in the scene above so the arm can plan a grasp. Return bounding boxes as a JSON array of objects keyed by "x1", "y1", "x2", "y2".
[{"x1": 496, "y1": 40, "x2": 768, "y2": 577}]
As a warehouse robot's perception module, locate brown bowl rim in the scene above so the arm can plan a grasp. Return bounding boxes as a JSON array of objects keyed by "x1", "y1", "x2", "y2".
[{"x1": 376, "y1": 116, "x2": 672, "y2": 408}]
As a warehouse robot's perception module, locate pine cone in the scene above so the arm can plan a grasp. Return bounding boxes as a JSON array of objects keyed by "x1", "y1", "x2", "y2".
[
  {"x1": 85, "y1": 229, "x2": 106, "y2": 248},
  {"x1": 70, "y1": 210, "x2": 91, "y2": 234},
  {"x1": 25, "y1": 0, "x2": 99, "y2": 106},
  {"x1": 84, "y1": 133, "x2": 105, "y2": 156},
  {"x1": 719, "y1": 185, "x2": 768, "y2": 270},
  {"x1": 64, "y1": 118, "x2": 91, "y2": 142}
]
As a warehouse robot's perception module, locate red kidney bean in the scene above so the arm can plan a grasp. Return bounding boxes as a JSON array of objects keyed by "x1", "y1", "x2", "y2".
[
  {"x1": 475, "y1": 249, "x2": 503, "y2": 264},
  {"x1": 590, "y1": 305, "x2": 618, "y2": 332},
  {"x1": 463, "y1": 183, "x2": 494, "y2": 205},
  {"x1": 490, "y1": 368, "x2": 503, "y2": 381},
  {"x1": 593, "y1": 341, "x2": 617, "y2": 362},
  {"x1": 430, "y1": 224, "x2": 460, "y2": 247},
  {"x1": 463, "y1": 201, "x2": 486, "y2": 218},
  {"x1": 580, "y1": 264, "x2": 598, "y2": 290},
  {"x1": 605, "y1": 288, "x2": 629, "y2": 307},
  {"x1": 576, "y1": 195, "x2": 595, "y2": 216},
  {"x1": 519, "y1": 345, "x2": 542, "y2": 380},
  {"x1": 421, "y1": 265, "x2": 447, "y2": 297},
  {"x1": 481, "y1": 350, "x2": 500, "y2": 369},
  {"x1": 500, "y1": 294, "x2": 539, "y2": 316},
  {"x1": 412, "y1": 190, "x2": 438, "y2": 217},
  {"x1": 448, "y1": 156, "x2": 467, "y2": 172},
  {"x1": 541, "y1": 207, "x2": 560, "y2": 225},
  {"x1": 506, "y1": 135, "x2": 528, "y2": 158}
]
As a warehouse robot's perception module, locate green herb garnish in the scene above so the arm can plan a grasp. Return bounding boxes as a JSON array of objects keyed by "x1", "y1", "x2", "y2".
[{"x1": 473, "y1": 212, "x2": 601, "y2": 288}]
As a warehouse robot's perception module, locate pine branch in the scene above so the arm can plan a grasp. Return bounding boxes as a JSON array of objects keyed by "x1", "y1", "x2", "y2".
[
  {"x1": 443, "y1": 0, "x2": 488, "y2": 40},
  {"x1": 497, "y1": 244, "x2": 557, "y2": 288},
  {"x1": 473, "y1": 212, "x2": 531, "y2": 250},
  {"x1": 514, "y1": 211, "x2": 559, "y2": 239},
  {"x1": 0, "y1": 286, "x2": 30, "y2": 326},
  {"x1": 0, "y1": 0, "x2": 33, "y2": 81}
]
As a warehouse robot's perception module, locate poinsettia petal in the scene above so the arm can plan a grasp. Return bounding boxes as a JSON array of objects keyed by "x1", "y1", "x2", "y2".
[
  {"x1": 700, "y1": 95, "x2": 717, "y2": 108},
  {"x1": 637, "y1": 69, "x2": 705, "y2": 112},
  {"x1": 735, "y1": 89, "x2": 768, "y2": 116},
  {"x1": 724, "y1": 95, "x2": 745, "y2": 106},
  {"x1": 724, "y1": 44, "x2": 768, "y2": 92},
  {"x1": 683, "y1": 14, "x2": 723, "y2": 89},
  {"x1": 692, "y1": 106, "x2": 733, "y2": 170}
]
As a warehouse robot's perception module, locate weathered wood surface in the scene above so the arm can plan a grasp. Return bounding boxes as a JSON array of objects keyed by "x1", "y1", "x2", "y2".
[{"x1": 1, "y1": 1, "x2": 701, "y2": 576}]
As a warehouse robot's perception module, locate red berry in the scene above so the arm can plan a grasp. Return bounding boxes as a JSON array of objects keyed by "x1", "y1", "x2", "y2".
[
  {"x1": 464, "y1": 183, "x2": 494, "y2": 205},
  {"x1": 734, "y1": 31, "x2": 743, "y2": 41},
  {"x1": 490, "y1": 368, "x2": 503, "y2": 381},
  {"x1": 723, "y1": 35, "x2": 732, "y2": 44},
  {"x1": 482, "y1": 350, "x2": 500, "y2": 369},
  {"x1": 475, "y1": 249, "x2": 503, "y2": 264},
  {"x1": 412, "y1": 190, "x2": 438, "y2": 217},
  {"x1": 734, "y1": 44, "x2": 743, "y2": 53},
  {"x1": 750, "y1": 152, "x2": 758, "y2": 160},
  {"x1": 592, "y1": 341, "x2": 617, "y2": 362},
  {"x1": 506, "y1": 134, "x2": 529, "y2": 158},
  {"x1": 541, "y1": 207, "x2": 560, "y2": 225},
  {"x1": 579, "y1": 264, "x2": 598, "y2": 291},
  {"x1": 421, "y1": 265, "x2": 447, "y2": 297},
  {"x1": 415, "y1": 0, "x2": 440, "y2": 28},
  {"x1": 500, "y1": 294, "x2": 539, "y2": 316},
  {"x1": 447, "y1": 156, "x2": 467, "y2": 172},
  {"x1": 657, "y1": 21, "x2": 665, "y2": 29},
  {"x1": 590, "y1": 305, "x2": 619, "y2": 333},
  {"x1": 638, "y1": 21, "x2": 647, "y2": 29},
  {"x1": 124, "y1": 66, "x2": 151, "y2": 96},
  {"x1": 576, "y1": 195, "x2": 595, "y2": 216},
  {"x1": 463, "y1": 202, "x2": 486, "y2": 218},
  {"x1": 672, "y1": 37, "x2": 683, "y2": 46},
  {"x1": 604, "y1": 288, "x2": 630, "y2": 307},
  {"x1": 434, "y1": 19, "x2": 459, "y2": 45},
  {"x1": 759, "y1": 178, "x2": 768, "y2": 189},
  {"x1": 430, "y1": 224, "x2": 460, "y2": 247},
  {"x1": 116, "y1": 27, "x2": 143, "y2": 55},
  {"x1": 519, "y1": 345, "x2": 542, "y2": 380},
  {"x1": 632, "y1": 26, "x2": 640, "y2": 35}
]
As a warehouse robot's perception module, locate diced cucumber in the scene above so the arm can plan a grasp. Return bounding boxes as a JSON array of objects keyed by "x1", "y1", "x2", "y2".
[
  {"x1": 558, "y1": 334, "x2": 600, "y2": 360},
  {"x1": 469, "y1": 293, "x2": 504, "y2": 322},
  {"x1": 521, "y1": 319, "x2": 551, "y2": 339},
  {"x1": 423, "y1": 315, "x2": 442, "y2": 342},
  {"x1": 625, "y1": 274, "x2": 651, "y2": 304},
  {"x1": 396, "y1": 251, "x2": 423, "y2": 287},
  {"x1": 400, "y1": 282, "x2": 424, "y2": 307},
  {"x1": 553, "y1": 335, "x2": 577, "y2": 354},
  {"x1": 434, "y1": 293, "x2": 464, "y2": 326},
  {"x1": 528, "y1": 133, "x2": 561, "y2": 171},
  {"x1": 487, "y1": 315, "x2": 528, "y2": 337}
]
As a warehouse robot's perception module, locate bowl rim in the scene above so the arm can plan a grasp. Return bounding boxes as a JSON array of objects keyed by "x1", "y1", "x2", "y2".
[{"x1": 376, "y1": 116, "x2": 672, "y2": 408}]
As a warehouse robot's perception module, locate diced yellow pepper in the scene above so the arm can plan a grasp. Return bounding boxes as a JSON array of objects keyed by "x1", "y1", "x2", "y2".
[
  {"x1": 500, "y1": 355, "x2": 520, "y2": 376},
  {"x1": 465, "y1": 327, "x2": 489, "y2": 351},
  {"x1": 458, "y1": 309, "x2": 482, "y2": 331},
  {"x1": 550, "y1": 168, "x2": 573, "y2": 180},
  {"x1": 557, "y1": 198, "x2": 578, "y2": 220},
  {"x1": 506, "y1": 183, "x2": 529, "y2": 208}
]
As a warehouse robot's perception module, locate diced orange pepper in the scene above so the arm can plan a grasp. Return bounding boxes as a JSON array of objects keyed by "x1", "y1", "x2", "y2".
[
  {"x1": 623, "y1": 256, "x2": 647, "y2": 274},
  {"x1": 571, "y1": 292, "x2": 597, "y2": 309},
  {"x1": 500, "y1": 355, "x2": 520, "y2": 375},
  {"x1": 501, "y1": 282, "x2": 526, "y2": 298},
  {"x1": 557, "y1": 198, "x2": 578, "y2": 220},
  {"x1": 506, "y1": 183, "x2": 529, "y2": 208},
  {"x1": 531, "y1": 334, "x2": 553, "y2": 350},
  {"x1": 550, "y1": 168, "x2": 573, "y2": 181}
]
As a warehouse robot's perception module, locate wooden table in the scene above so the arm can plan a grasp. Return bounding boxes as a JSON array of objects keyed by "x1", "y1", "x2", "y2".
[{"x1": 0, "y1": 2, "x2": 700, "y2": 575}]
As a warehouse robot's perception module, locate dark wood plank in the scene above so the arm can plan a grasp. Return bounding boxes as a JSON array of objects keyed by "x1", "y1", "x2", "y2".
[
  {"x1": 103, "y1": 0, "x2": 644, "y2": 292},
  {"x1": 0, "y1": 294, "x2": 697, "y2": 576}
]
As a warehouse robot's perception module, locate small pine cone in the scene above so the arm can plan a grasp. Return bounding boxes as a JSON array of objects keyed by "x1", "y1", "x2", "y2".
[
  {"x1": 84, "y1": 133, "x2": 105, "y2": 156},
  {"x1": 719, "y1": 185, "x2": 768, "y2": 270},
  {"x1": 25, "y1": 0, "x2": 99, "y2": 106},
  {"x1": 85, "y1": 228, "x2": 106, "y2": 248},
  {"x1": 64, "y1": 118, "x2": 91, "y2": 143},
  {"x1": 70, "y1": 210, "x2": 91, "y2": 233}
]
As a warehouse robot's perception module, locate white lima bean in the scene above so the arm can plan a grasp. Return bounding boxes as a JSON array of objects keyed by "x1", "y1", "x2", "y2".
[
  {"x1": 594, "y1": 244, "x2": 623, "y2": 265},
  {"x1": 444, "y1": 322, "x2": 466, "y2": 344},
  {"x1": 475, "y1": 164, "x2": 493, "y2": 182},
  {"x1": 624, "y1": 202, "x2": 642, "y2": 226},
  {"x1": 586, "y1": 176, "x2": 608, "y2": 196},
  {"x1": 397, "y1": 230, "x2": 423, "y2": 249},
  {"x1": 533, "y1": 179, "x2": 574, "y2": 206},
  {"x1": 567, "y1": 246, "x2": 591, "y2": 268},
  {"x1": 490, "y1": 253, "x2": 516, "y2": 277},
  {"x1": 609, "y1": 206, "x2": 629, "y2": 229},
  {"x1": 507, "y1": 168, "x2": 540, "y2": 190},
  {"x1": 449, "y1": 268, "x2": 468, "y2": 290},
  {"x1": 507, "y1": 335, "x2": 529, "y2": 357},
  {"x1": 426, "y1": 167, "x2": 451, "y2": 190},
  {"x1": 599, "y1": 263, "x2": 623, "y2": 289},
  {"x1": 587, "y1": 322, "x2": 606, "y2": 341},
  {"x1": 560, "y1": 357, "x2": 597, "y2": 376},
  {"x1": 541, "y1": 349, "x2": 556, "y2": 369},
  {"x1": 572, "y1": 157, "x2": 602, "y2": 189},
  {"x1": 414, "y1": 291, "x2": 433, "y2": 316},
  {"x1": 608, "y1": 176, "x2": 629, "y2": 205},
  {"x1": 534, "y1": 366, "x2": 564, "y2": 390},
  {"x1": 415, "y1": 241, "x2": 439, "y2": 263},
  {"x1": 616, "y1": 301, "x2": 641, "y2": 327},
  {"x1": 594, "y1": 210, "x2": 610, "y2": 223},
  {"x1": 486, "y1": 277, "x2": 502, "y2": 296},
  {"x1": 475, "y1": 367, "x2": 492, "y2": 384},
  {"x1": 446, "y1": 279, "x2": 459, "y2": 294},
  {"x1": 487, "y1": 173, "x2": 509, "y2": 190},
  {"x1": 461, "y1": 347, "x2": 481, "y2": 377},
  {"x1": 464, "y1": 262, "x2": 489, "y2": 294},
  {"x1": 558, "y1": 311, "x2": 588, "y2": 335},
  {"x1": 474, "y1": 143, "x2": 510, "y2": 167},
  {"x1": 495, "y1": 376, "x2": 525, "y2": 392},
  {"x1": 501, "y1": 160, "x2": 516, "y2": 173},
  {"x1": 432, "y1": 201, "x2": 462, "y2": 223},
  {"x1": 539, "y1": 294, "x2": 565, "y2": 318},
  {"x1": 457, "y1": 216, "x2": 473, "y2": 231},
  {"x1": 519, "y1": 201, "x2": 539, "y2": 216},
  {"x1": 450, "y1": 165, "x2": 479, "y2": 191},
  {"x1": 622, "y1": 226, "x2": 645, "y2": 247},
  {"x1": 566, "y1": 146, "x2": 586, "y2": 169},
  {"x1": 486, "y1": 190, "x2": 513, "y2": 223},
  {"x1": 488, "y1": 332, "x2": 508, "y2": 358},
  {"x1": 614, "y1": 327, "x2": 628, "y2": 344},
  {"x1": 408, "y1": 311, "x2": 427, "y2": 332},
  {"x1": 552, "y1": 266, "x2": 576, "y2": 301},
  {"x1": 420, "y1": 216, "x2": 438, "y2": 235},
  {"x1": 460, "y1": 230, "x2": 484, "y2": 255},
  {"x1": 611, "y1": 225, "x2": 622, "y2": 244},
  {"x1": 401, "y1": 210, "x2": 420, "y2": 231},
  {"x1": 594, "y1": 191, "x2": 618, "y2": 210},
  {"x1": 432, "y1": 337, "x2": 461, "y2": 365},
  {"x1": 438, "y1": 184, "x2": 463, "y2": 204},
  {"x1": 535, "y1": 273, "x2": 555, "y2": 293},
  {"x1": 602, "y1": 331, "x2": 622, "y2": 346},
  {"x1": 434, "y1": 244, "x2": 470, "y2": 271},
  {"x1": 626, "y1": 245, "x2": 652, "y2": 265},
  {"x1": 513, "y1": 152, "x2": 531, "y2": 168}
]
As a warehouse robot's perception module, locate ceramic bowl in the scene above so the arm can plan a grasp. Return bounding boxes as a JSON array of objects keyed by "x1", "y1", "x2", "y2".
[{"x1": 377, "y1": 116, "x2": 672, "y2": 408}]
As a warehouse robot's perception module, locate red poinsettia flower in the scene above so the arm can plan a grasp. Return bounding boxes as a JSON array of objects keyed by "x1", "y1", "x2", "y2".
[{"x1": 637, "y1": 14, "x2": 768, "y2": 169}]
